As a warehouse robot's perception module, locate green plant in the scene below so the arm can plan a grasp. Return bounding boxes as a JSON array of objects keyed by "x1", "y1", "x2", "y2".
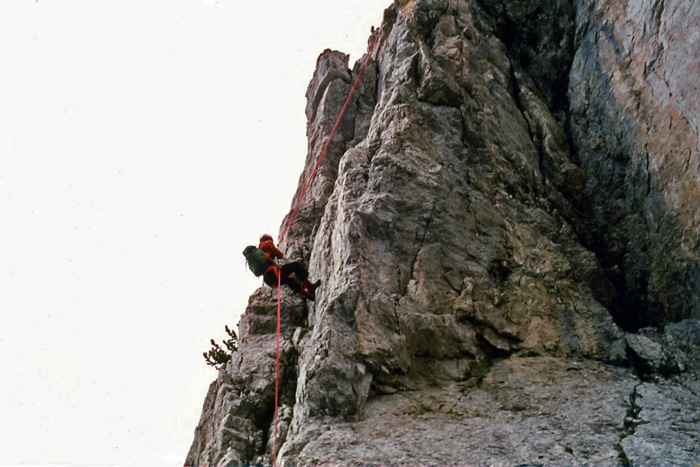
[{"x1": 203, "y1": 325, "x2": 238, "y2": 369}]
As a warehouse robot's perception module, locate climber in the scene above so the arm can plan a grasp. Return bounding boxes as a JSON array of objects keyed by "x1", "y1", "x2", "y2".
[{"x1": 243, "y1": 234, "x2": 321, "y2": 301}]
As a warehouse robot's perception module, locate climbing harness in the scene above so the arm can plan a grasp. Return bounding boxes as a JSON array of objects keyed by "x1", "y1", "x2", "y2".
[{"x1": 272, "y1": 30, "x2": 381, "y2": 467}]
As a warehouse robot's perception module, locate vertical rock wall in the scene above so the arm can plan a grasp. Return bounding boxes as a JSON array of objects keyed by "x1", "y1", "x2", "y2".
[{"x1": 568, "y1": 0, "x2": 700, "y2": 330}]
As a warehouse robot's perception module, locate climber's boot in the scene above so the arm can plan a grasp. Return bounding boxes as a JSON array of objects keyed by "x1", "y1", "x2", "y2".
[
  {"x1": 299, "y1": 288, "x2": 315, "y2": 301},
  {"x1": 303, "y1": 278, "x2": 321, "y2": 293}
]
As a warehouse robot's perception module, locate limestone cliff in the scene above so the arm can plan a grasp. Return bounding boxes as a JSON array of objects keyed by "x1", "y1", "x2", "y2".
[{"x1": 185, "y1": 1, "x2": 700, "y2": 466}]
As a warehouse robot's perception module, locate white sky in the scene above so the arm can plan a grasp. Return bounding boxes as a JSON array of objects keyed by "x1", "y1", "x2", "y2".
[{"x1": 0, "y1": 1, "x2": 389, "y2": 466}]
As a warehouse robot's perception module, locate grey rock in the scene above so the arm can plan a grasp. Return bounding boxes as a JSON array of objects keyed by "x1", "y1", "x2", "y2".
[
  {"x1": 621, "y1": 378, "x2": 700, "y2": 467},
  {"x1": 625, "y1": 332, "x2": 679, "y2": 377},
  {"x1": 568, "y1": 0, "x2": 700, "y2": 330},
  {"x1": 665, "y1": 319, "x2": 700, "y2": 375},
  {"x1": 283, "y1": 357, "x2": 639, "y2": 467},
  {"x1": 184, "y1": 290, "x2": 304, "y2": 467},
  {"x1": 625, "y1": 319, "x2": 700, "y2": 378}
]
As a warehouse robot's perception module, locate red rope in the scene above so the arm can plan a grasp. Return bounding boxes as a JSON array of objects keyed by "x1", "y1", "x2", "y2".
[
  {"x1": 279, "y1": 31, "x2": 381, "y2": 244},
  {"x1": 272, "y1": 31, "x2": 380, "y2": 467},
  {"x1": 273, "y1": 269, "x2": 282, "y2": 467}
]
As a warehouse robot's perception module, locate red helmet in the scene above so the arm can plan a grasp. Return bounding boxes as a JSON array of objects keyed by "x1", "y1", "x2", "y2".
[{"x1": 260, "y1": 234, "x2": 273, "y2": 243}]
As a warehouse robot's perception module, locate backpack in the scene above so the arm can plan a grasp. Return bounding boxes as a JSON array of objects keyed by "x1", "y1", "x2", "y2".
[{"x1": 243, "y1": 245, "x2": 274, "y2": 277}]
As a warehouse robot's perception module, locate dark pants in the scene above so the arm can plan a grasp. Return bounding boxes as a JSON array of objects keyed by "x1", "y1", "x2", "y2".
[{"x1": 263, "y1": 261, "x2": 309, "y2": 293}]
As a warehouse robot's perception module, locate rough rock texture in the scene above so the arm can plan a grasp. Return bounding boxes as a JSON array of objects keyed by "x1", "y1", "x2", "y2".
[
  {"x1": 621, "y1": 320, "x2": 700, "y2": 467},
  {"x1": 186, "y1": 1, "x2": 700, "y2": 466},
  {"x1": 284, "y1": 357, "x2": 639, "y2": 467},
  {"x1": 568, "y1": 0, "x2": 700, "y2": 331}
]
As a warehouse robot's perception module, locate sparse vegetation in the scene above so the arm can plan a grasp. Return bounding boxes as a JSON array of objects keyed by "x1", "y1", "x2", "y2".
[{"x1": 203, "y1": 325, "x2": 238, "y2": 369}]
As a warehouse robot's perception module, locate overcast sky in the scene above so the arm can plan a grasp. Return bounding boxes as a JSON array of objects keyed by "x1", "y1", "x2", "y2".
[{"x1": 0, "y1": 1, "x2": 389, "y2": 466}]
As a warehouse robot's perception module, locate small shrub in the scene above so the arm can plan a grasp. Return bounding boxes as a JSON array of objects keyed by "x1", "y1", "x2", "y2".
[{"x1": 203, "y1": 325, "x2": 238, "y2": 369}]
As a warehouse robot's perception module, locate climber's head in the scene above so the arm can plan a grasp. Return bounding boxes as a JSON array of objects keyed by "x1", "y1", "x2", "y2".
[{"x1": 260, "y1": 234, "x2": 273, "y2": 244}]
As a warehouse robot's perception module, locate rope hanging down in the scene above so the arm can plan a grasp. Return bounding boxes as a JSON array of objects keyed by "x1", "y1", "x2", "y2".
[{"x1": 272, "y1": 30, "x2": 381, "y2": 467}]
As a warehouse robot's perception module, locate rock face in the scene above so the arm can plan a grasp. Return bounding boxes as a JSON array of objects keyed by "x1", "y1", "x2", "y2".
[
  {"x1": 185, "y1": 1, "x2": 700, "y2": 466},
  {"x1": 567, "y1": 0, "x2": 700, "y2": 331}
]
